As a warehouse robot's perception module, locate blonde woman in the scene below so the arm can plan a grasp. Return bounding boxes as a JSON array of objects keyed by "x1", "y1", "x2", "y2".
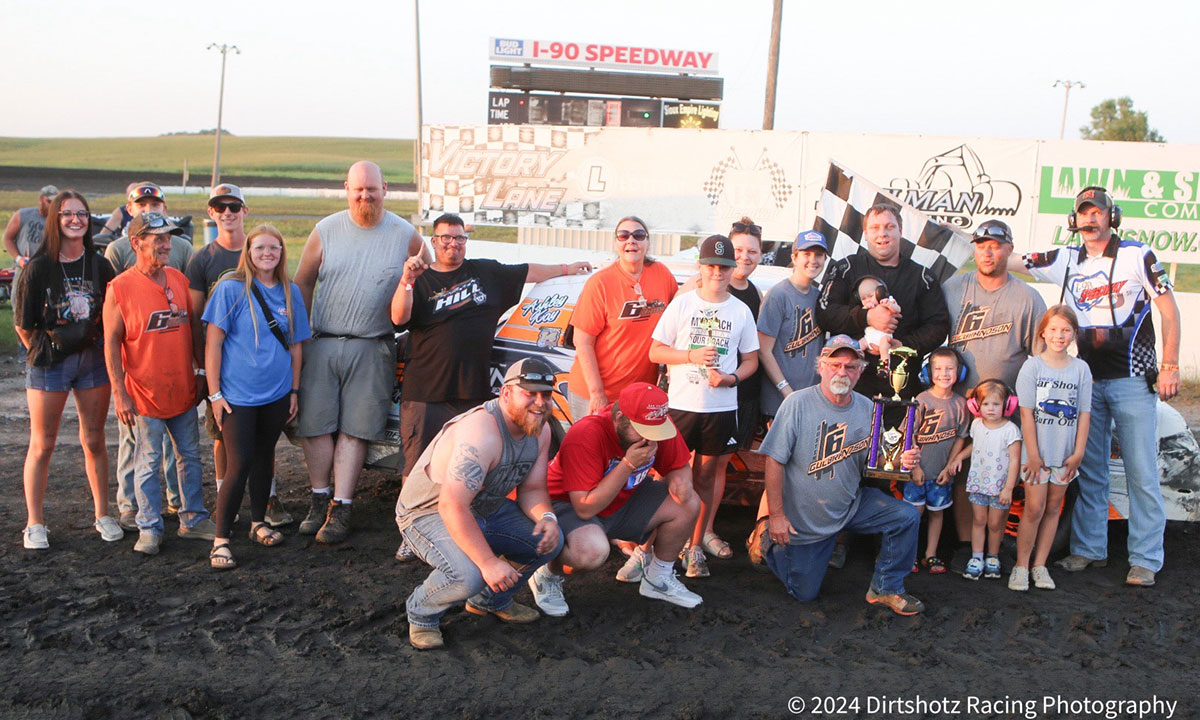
[{"x1": 202, "y1": 225, "x2": 310, "y2": 569}]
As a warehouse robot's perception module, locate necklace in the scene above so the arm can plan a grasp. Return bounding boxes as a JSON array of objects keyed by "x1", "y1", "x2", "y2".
[{"x1": 615, "y1": 263, "x2": 645, "y2": 299}]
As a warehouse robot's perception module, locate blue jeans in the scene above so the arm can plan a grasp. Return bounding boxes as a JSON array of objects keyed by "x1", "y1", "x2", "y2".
[
  {"x1": 400, "y1": 501, "x2": 564, "y2": 629},
  {"x1": 133, "y1": 410, "x2": 208, "y2": 534},
  {"x1": 765, "y1": 487, "x2": 920, "y2": 601},
  {"x1": 1072, "y1": 376, "x2": 1164, "y2": 571},
  {"x1": 116, "y1": 420, "x2": 182, "y2": 514}
]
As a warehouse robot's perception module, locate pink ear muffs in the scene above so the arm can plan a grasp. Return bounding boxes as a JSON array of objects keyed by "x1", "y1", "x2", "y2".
[{"x1": 967, "y1": 380, "x2": 1018, "y2": 417}]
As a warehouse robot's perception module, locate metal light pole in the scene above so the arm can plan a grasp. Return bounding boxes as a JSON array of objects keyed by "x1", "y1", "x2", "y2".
[
  {"x1": 762, "y1": 0, "x2": 783, "y2": 130},
  {"x1": 413, "y1": 0, "x2": 424, "y2": 205},
  {"x1": 1053, "y1": 79, "x2": 1085, "y2": 140},
  {"x1": 207, "y1": 43, "x2": 241, "y2": 188}
]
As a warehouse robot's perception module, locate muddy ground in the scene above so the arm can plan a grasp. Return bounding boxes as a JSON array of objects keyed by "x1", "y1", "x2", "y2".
[{"x1": 1, "y1": 350, "x2": 1198, "y2": 720}]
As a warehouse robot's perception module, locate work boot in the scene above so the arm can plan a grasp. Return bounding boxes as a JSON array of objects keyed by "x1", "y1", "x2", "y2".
[
  {"x1": 315, "y1": 501, "x2": 351, "y2": 544},
  {"x1": 298, "y1": 492, "x2": 331, "y2": 535}
]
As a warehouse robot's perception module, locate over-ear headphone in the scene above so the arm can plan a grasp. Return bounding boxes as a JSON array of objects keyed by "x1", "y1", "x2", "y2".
[
  {"x1": 966, "y1": 379, "x2": 1019, "y2": 418},
  {"x1": 918, "y1": 346, "x2": 969, "y2": 386},
  {"x1": 1067, "y1": 185, "x2": 1122, "y2": 232}
]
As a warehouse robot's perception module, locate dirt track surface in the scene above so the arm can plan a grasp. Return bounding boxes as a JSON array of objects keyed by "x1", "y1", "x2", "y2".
[{"x1": 1, "y1": 353, "x2": 1198, "y2": 719}]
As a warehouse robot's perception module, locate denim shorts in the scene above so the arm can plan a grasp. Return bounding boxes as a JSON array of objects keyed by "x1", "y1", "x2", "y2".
[
  {"x1": 25, "y1": 344, "x2": 109, "y2": 392},
  {"x1": 967, "y1": 491, "x2": 1010, "y2": 510},
  {"x1": 1026, "y1": 465, "x2": 1071, "y2": 486},
  {"x1": 903, "y1": 478, "x2": 953, "y2": 511}
]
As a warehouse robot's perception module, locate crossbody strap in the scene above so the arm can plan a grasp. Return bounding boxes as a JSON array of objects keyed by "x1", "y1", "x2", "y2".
[{"x1": 250, "y1": 283, "x2": 289, "y2": 351}]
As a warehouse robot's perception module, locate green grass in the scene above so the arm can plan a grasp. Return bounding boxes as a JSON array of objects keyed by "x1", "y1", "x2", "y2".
[
  {"x1": 0, "y1": 302, "x2": 15, "y2": 354},
  {"x1": 0, "y1": 137, "x2": 415, "y2": 183}
]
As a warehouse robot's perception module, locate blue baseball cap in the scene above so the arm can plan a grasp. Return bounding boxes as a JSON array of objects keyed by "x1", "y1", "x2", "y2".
[
  {"x1": 820, "y1": 334, "x2": 864, "y2": 359},
  {"x1": 794, "y1": 230, "x2": 828, "y2": 252}
]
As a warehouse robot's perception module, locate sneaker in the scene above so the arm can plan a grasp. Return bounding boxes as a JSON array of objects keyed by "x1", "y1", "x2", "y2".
[
  {"x1": 528, "y1": 566, "x2": 569, "y2": 617},
  {"x1": 178, "y1": 518, "x2": 217, "y2": 541},
  {"x1": 1031, "y1": 566, "x2": 1056, "y2": 590},
  {"x1": 315, "y1": 501, "x2": 351, "y2": 544},
  {"x1": 616, "y1": 546, "x2": 648, "y2": 583},
  {"x1": 23, "y1": 524, "x2": 49, "y2": 550},
  {"x1": 134, "y1": 531, "x2": 162, "y2": 555},
  {"x1": 963, "y1": 557, "x2": 983, "y2": 581},
  {"x1": 118, "y1": 511, "x2": 138, "y2": 532},
  {"x1": 298, "y1": 493, "x2": 331, "y2": 535},
  {"x1": 264, "y1": 496, "x2": 293, "y2": 528},
  {"x1": 464, "y1": 601, "x2": 540, "y2": 624},
  {"x1": 1126, "y1": 565, "x2": 1156, "y2": 587},
  {"x1": 746, "y1": 518, "x2": 768, "y2": 569},
  {"x1": 983, "y1": 555, "x2": 1002, "y2": 579},
  {"x1": 1008, "y1": 566, "x2": 1030, "y2": 591},
  {"x1": 639, "y1": 569, "x2": 703, "y2": 608},
  {"x1": 682, "y1": 545, "x2": 709, "y2": 578},
  {"x1": 1055, "y1": 554, "x2": 1107, "y2": 572},
  {"x1": 94, "y1": 516, "x2": 124, "y2": 542},
  {"x1": 828, "y1": 542, "x2": 848, "y2": 569},
  {"x1": 395, "y1": 540, "x2": 417, "y2": 562},
  {"x1": 409, "y1": 624, "x2": 444, "y2": 650},
  {"x1": 865, "y1": 588, "x2": 925, "y2": 615}
]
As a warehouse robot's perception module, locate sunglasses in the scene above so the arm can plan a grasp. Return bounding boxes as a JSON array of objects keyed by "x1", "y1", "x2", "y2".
[
  {"x1": 509, "y1": 371, "x2": 553, "y2": 384},
  {"x1": 730, "y1": 222, "x2": 762, "y2": 237},
  {"x1": 131, "y1": 186, "x2": 165, "y2": 201},
  {"x1": 615, "y1": 229, "x2": 649, "y2": 241},
  {"x1": 972, "y1": 225, "x2": 1011, "y2": 242},
  {"x1": 211, "y1": 201, "x2": 244, "y2": 214}
]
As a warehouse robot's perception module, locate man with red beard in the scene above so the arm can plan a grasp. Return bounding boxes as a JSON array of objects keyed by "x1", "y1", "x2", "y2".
[
  {"x1": 395, "y1": 358, "x2": 564, "y2": 650},
  {"x1": 294, "y1": 161, "x2": 430, "y2": 544}
]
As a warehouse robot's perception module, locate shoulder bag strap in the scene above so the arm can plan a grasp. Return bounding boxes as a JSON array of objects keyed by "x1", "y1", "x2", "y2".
[{"x1": 249, "y1": 282, "x2": 290, "y2": 351}]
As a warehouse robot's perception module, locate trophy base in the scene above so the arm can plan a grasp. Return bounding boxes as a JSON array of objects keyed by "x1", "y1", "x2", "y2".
[{"x1": 865, "y1": 468, "x2": 915, "y2": 482}]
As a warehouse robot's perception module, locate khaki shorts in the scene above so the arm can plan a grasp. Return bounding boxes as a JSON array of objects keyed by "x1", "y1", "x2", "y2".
[{"x1": 297, "y1": 336, "x2": 395, "y2": 441}]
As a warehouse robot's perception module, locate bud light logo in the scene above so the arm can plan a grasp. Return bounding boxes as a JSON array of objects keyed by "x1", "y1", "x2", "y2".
[{"x1": 493, "y1": 38, "x2": 524, "y2": 56}]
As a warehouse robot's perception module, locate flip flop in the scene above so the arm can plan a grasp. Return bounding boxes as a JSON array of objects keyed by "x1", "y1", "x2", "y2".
[
  {"x1": 210, "y1": 542, "x2": 237, "y2": 570},
  {"x1": 701, "y1": 533, "x2": 733, "y2": 559},
  {"x1": 250, "y1": 522, "x2": 284, "y2": 547}
]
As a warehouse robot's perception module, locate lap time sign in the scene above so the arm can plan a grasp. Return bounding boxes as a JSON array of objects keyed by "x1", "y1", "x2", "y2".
[{"x1": 490, "y1": 37, "x2": 718, "y2": 75}]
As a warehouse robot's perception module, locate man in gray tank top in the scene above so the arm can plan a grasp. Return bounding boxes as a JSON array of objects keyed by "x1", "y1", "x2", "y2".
[
  {"x1": 293, "y1": 161, "x2": 431, "y2": 544},
  {"x1": 396, "y1": 359, "x2": 564, "y2": 650},
  {"x1": 3, "y1": 185, "x2": 57, "y2": 271}
]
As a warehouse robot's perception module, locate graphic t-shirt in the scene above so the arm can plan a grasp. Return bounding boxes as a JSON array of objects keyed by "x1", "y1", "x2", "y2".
[
  {"x1": 757, "y1": 279, "x2": 823, "y2": 415},
  {"x1": 1015, "y1": 355, "x2": 1094, "y2": 467},
  {"x1": 942, "y1": 273, "x2": 1047, "y2": 392},
  {"x1": 650, "y1": 291, "x2": 759, "y2": 413},
  {"x1": 729, "y1": 282, "x2": 763, "y2": 411},
  {"x1": 914, "y1": 390, "x2": 969, "y2": 480},
  {"x1": 757, "y1": 386, "x2": 874, "y2": 544},
  {"x1": 965, "y1": 419, "x2": 1022, "y2": 496},
  {"x1": 202, "y1": 279, "x2": 312, "y2": 406},
  {"x1": 404, "y1": 259, "x2": 528, "y2": 403},
  {"x1": 186, "y1": 241, "x2": 242, "y2": 298},
  {"x1": 108, "y1": 267, "x2": 195, "y2": 419},
  {"x1": 14, "y1": 251, "x2": 116, "y2": 367},
  {"x1": 546, "y1": 405, "x2": 690, "y2": 517},
  {"x1": 567, "y1": 261, "x2": 677, "y2": 402}
]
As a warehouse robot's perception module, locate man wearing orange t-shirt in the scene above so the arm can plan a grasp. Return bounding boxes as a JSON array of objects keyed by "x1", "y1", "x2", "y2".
[{"x1": 103, "y1": 212, "x2": 215, "y2": 556}]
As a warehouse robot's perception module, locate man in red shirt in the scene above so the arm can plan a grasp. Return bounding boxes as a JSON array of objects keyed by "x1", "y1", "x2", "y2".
[{"x1": 530, "y1": 383, "x2": 702, "y2": 614}]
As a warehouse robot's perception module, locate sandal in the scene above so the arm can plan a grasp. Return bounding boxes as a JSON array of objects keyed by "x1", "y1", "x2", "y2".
[
  {"x1": 701, "y1": 533, "x2": 733, "y2": 559},
  {"x1": 250, "y1": 522, "x2": 284, "y2": 547},
  {"x1": 210, "y1": 542, "x2": 237, "y2": 570},
  {"x1": 923, "y1": 556, "x2": 947, "y2": 574}
]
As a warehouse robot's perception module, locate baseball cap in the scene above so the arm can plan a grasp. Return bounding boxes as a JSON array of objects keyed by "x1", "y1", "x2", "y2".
[
  {"x1": 794, "y1": 230, "x2": 828, "y2": 252},
  {"x1": 128, "y1": 182, "x2": 166, "y2": 203},
  {"x1": 698, "y1": 234, "x2": 736, "y2": 267},
  {"x1": 1074, "y1": 186, "x2": 1114, "y2": 212},
  {"x1": 618, "y1": 382, "x2": 677, "y2": 441},
  {"x1": 209, "y1": 183, "x2": 246, "y2": 206},
  {"x1": 502, "y1": 357, "x2": 556, "y2": 393},
  {"x1": 39, "y1": 185, "x2": 59, "y2": 198},
  {"x1": 972, "y1": 219, "x2": 1013, "y2": 244},
  {"x1": 128, "y1": 211, "x2": 184, "y2": 238},
  {"x1": 819, "y1": 334, "x2": 864, "y2": 359}
]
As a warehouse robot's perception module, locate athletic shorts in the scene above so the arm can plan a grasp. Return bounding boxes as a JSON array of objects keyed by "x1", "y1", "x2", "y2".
[
  {"x1": 553, "y1": 478, "x2": 671, "y2": 543},
  {"x1": 669, "y1": 408, "x2": 738, "y2": 456},
  {"x1": 1025, "y1": 465, "x2": 1072, "y2": 486},
  {"x1": 902, "y1": 478, "x2": 953, "y2": 511},
  {"x1": 297, "y1": 336, "x2": 394, "y2": 441},
  {"x1": 967, "y1": 491, "x2": 1010, "y2": 510},
  {"x1": 25, "y1": 344, "x2": 109, "y2": 392}
]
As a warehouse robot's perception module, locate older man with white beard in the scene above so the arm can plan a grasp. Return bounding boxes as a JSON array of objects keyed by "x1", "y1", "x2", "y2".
[{"x1": 293, "y1": 161, "x2": 431, "y2": 544}]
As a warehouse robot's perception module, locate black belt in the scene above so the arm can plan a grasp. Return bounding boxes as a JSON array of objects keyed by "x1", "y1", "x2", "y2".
[{"x1": 313, "y1": 332, "x2": 388, "y2": 340}]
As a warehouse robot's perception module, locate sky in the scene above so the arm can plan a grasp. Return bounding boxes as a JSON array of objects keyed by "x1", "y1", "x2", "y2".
[{"x1": 3, "y1": 0, "x2": 1197, "y2": 144}]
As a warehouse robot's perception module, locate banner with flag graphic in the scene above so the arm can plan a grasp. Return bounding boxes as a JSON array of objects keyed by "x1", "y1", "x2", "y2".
[{"x1": 813, "y1": 161, "x2": 973, "y2": 283}]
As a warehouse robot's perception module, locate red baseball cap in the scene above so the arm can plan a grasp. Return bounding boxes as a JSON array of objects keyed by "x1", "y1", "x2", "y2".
[{"x1": 618, "y1": 382, "x2": 677, "y2": 441}]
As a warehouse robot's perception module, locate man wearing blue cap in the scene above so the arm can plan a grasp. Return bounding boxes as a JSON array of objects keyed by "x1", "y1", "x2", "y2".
[{"x1": 757, "y1": 335, "x2": 925, "y2": 614}]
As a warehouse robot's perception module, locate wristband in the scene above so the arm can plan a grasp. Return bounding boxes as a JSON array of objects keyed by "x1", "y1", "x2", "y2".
[
  {"x1": 729, "y1": 373, "x2": 739, "y2": 387},
  {"x1": 775, "y1": 379, "x2": 789, "y2": 390},
  {"x1": 541, "y1": 511, "x2": 558, "y2": 524},
  {"x1": 289, "y1": 388, "x2": 299, "y2": 395},
  {"x1": 560, "y1": 264, "x2": 568, "y2": 276},
  {"x1": 208, "y1": 391, "x2": 223, "y2": 402},
  {"x1": 403, "y1": 283, "x2": 413, "y2": 292},
  {"x1": 195, "y1": 369, "x2": 206, "y2": 376},
  {"x1": 621, "y1": 457, "x2": 638, "y2": 472},
  {"x1": 1161, "y1": 363, "x2": 1179, "y2": 371}
]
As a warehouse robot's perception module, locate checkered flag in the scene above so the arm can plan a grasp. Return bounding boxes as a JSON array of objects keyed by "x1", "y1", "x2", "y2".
[{"x1": 813, "y1": 161, "x2": 972, "y2": 283}]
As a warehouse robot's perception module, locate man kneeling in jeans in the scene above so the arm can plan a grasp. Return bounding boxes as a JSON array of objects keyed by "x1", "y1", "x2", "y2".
[
  {"x1": 530, "y1": 382, "x2": 703, "y2": 616},
  {"x1": 758, "y1": 336, "x2": 925, "y2": 614}
]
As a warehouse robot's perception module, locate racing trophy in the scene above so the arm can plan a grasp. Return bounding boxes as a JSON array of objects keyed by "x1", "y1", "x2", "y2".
[{"x1": 866, "y1": 346, "x2": 919, "y2": 481}]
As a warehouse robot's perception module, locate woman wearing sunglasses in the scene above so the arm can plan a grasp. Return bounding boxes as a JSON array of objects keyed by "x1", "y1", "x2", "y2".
[
  {"x1": 202, "y1": 225, "x2": 310, "y2": 569},
  {"x1": 14, "y1": 190, "x2": 120, "y2": 549},
  {"x1": 567, "y1": 217, "x2": 679, "y2": 421}
]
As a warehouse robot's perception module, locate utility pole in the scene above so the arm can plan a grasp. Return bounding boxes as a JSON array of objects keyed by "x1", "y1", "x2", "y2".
[
  {"x1": 207, "y1": 43, "x2": 241, "y2": 188},
  {"x1": 762, "y1": 0, "x2": 783, "y2": 130},
  {"x1": 1053, "y1": 79, "x2": 1085, "y2": 140},
  {"x1": 413, "y1": 0, "x2": 424, "y2": 209}
]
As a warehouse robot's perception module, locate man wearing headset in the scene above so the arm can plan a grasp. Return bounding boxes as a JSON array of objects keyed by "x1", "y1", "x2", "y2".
[{"x1": 1013, "y1": 186, "x2": 1181, "y2": 587}]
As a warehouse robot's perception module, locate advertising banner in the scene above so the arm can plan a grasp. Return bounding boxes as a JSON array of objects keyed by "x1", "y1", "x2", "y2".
[{"x1": 490, "y1": 37, "x2": 718, "y2": 75}]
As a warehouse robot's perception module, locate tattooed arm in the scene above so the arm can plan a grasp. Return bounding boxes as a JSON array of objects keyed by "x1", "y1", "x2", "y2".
[
  {"x1": 515, "y1": 422, "x2": 560, "y2": 555},
  {"x1": 434, "y1": 414, "x2": 520, "y2": 593}
]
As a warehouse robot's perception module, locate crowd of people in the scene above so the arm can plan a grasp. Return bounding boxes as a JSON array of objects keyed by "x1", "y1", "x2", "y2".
[{"x1": 7, "y1": 165, "x2": 1183, "y2": 650}]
